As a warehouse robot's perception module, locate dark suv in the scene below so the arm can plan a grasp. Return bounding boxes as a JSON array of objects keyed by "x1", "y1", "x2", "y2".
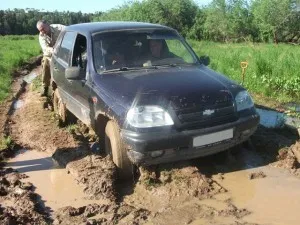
[{"x1": 50, "y1": 22, "x2": 259, "y2": 177}]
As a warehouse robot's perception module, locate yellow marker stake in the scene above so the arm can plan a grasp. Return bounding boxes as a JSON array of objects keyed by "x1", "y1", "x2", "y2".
[{"x1": 240, "y1": 61, "x2": 248, "y2": 85}]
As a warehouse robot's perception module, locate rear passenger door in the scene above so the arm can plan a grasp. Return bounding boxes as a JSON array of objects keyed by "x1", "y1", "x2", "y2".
[
  {"x1": 52, "y1": 31, "x2": 77, "y2": 111},
  {"x1": 52, "y1": 31, "x2": 91, "y2": 126},
  {"x1": 66, "y1": 34, "x2": 91, "y2": 126}
]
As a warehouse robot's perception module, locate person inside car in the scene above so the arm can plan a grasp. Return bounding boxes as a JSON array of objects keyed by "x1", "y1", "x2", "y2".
[
  {"x1": 143, "y1": 39, "x2": 183, "y2": 66},
  {"x1": 149, "y1": 39, "x2": 164, "y2": 59}
]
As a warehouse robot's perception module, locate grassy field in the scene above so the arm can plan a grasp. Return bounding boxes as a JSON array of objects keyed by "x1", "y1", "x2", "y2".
[
  {"x1": 0, "y1": 35, "x2": 40, "y2": 102},
  {"x1": 189, "y1": 41, "x2": 300, "y2": 103}
]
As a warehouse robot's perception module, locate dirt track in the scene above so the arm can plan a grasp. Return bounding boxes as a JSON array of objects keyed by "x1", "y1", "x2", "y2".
[{"x1": 0, "y1": 64, "x2": 300, "y2": 224}]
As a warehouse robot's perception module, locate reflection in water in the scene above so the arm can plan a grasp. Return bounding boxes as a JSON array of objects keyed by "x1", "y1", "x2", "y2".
[
  {"x1": 256, "y1": 108, "x2": 285, "y2": 128},
  {"x1": 257, "y1": 108, "x2": 300, "y2": 131},
  {"x1": 13, "y1": 100, "x2": 24, "y2": 110},
  {"x1": 23, "y1": 72, "x2": 38, "y2": 84}
]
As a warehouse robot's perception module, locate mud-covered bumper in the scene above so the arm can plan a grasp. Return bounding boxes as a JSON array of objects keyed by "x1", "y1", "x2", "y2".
[{"x1": 121, "y1": 114, "x2": 259, "y2": 166}]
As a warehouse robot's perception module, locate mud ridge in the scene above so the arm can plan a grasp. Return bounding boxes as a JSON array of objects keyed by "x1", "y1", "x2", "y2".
[
  {"x1": 272, "y1": 141, "x2": 300, "y2": 177},
  {"x1": 53, "y1": 149, "x2": 118, "y2": 201},
  {"x1": 0, "y1": 168, "x2": 50, "y2": 224},
  {"x1": 53, "y1": 202, "x2": 151, "y2": 225},
  {"x1": 12, "y1": 55, "x2": 42, "y2": 78}
]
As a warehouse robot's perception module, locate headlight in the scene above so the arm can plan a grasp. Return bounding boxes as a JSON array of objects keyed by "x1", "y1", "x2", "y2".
[
  {"x1": 126, "y1": 106, "x2": 174, "y2": 128},
  {"x1": 235, "y1": 91, "x2": 254, "y2": 111}
]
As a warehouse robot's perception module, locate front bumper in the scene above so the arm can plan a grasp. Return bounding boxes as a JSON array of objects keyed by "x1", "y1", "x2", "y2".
[{"x1": 121, "y1": 114, "x2": 259, "y2": 166}]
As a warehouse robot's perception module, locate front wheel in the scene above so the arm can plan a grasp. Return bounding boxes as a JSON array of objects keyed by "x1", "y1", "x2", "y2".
[{"x1": 105, "y1": 121, "x2": 133, "y2": 179}]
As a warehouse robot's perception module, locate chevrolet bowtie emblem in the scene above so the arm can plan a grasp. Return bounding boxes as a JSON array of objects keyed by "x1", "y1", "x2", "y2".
[{"x1": 203, "y1": 109, "x2": 215, "y2": 116}]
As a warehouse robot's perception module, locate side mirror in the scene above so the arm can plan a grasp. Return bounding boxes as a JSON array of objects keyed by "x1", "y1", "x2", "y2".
[
  {"x1": 65, "y1": 67, "x2": 85, "y2": 80},
  {"x1": 199, "y1": 55, "x2": 210, "y2": 66}
]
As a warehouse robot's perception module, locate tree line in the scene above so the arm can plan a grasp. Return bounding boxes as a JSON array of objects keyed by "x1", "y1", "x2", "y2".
[
  {"x1": 94, "y1": 0, "x2": 300, "y2": 43},
  {"x1": 0, "y1": 9, "x2": 100, "y2": 35},
  {"x1": 1, "y1": 0, "x2": 300, "y2": 43}
]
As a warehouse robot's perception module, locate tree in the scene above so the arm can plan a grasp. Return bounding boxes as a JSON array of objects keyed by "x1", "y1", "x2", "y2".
[
  {"x1": 252, "y1": 0, "x2": 293, "y2": 43},
  {"x1": 203, "y1": 0, "x2": 254, "y2": 42},
  {"x1": 187, "y1": 9, "x2": 206, "y2": 40},
  {"x1": 203, "y1": 0, "x2": 229, "y2": 41},
  {"x1": 227, "y1": 0, "x2": 253, "y2": 41},
  {"x1": 93, "y1": 0, "x2": 198, "y2": 37}
]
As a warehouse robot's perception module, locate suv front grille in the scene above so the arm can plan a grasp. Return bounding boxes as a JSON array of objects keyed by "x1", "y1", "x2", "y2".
[{"x1": 174, "y1": 102, "x2": 237, "y2": 130}]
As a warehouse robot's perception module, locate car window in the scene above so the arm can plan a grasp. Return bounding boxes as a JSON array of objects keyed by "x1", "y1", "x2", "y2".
[
  {"x1": 57, "y1": 31, "x2": 77, "y2": 65},
  {"x1": 53, "y1": 31, "x2": 65, "y2": 56},
  {"x1": 166, "y1": 39, "x2": 194, "y2": 63},
  {"x1": 92, "y1": 30, "x2": 198, "y2": 73},
  {"x1": 71, "y1": 34, "x2": 87, "y2": 70}
]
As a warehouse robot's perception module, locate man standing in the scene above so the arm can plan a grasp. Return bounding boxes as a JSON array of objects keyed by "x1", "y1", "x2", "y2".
[{"x1": 36, "y1": 20, "x2": 65, "y2": 96}]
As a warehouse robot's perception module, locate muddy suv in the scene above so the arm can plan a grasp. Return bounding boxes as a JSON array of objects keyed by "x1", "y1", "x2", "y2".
[{"x1": 50, "y1": 22, "x2": 259, "y2": 178}]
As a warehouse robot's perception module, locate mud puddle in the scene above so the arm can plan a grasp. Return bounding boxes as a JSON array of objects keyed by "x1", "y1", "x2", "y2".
[
  {"x1": 12, "y1": 100, "x2": 24, "y2": 110},
  {"x1": 23, "y1": 72, "x2": 38, "y2": 84},
  {"x1": 213, "y1": 163, "x2": 300, "y2": 224},
  {"x1": 137, "y1": 145, "x2": 300, "y2": 225},
  {"x1": 4, "y1": 149, "x2": 108, "y2": 213}
]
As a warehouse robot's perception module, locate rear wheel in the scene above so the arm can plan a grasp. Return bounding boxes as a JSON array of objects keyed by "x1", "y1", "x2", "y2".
[
  {"x1": 53, "y1": 89, "x2": 68, "y2": 126},
  {"x1": 105, "y1": 121, "x2": 133, "y2": 179}
]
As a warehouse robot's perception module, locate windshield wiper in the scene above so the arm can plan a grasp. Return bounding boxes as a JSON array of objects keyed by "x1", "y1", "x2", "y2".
[
  {"x1": 155, "y1": 63, "x2": 180, "y2": 68},
  {"x1": 103, "y1": 67, "x2": 130, "y2": 72},
  {"x1": 103, "y1": 66, "x2": 159, "y2": 73},
  {"x1": 103, "y1": 63, "x2": 194, "y2": 73},
  {"x1": 156, "y1": 63, "x2": 199, "y2": 68},
  {"x1": 142, "y1": 65, "x2": 159, "y2": 70}
]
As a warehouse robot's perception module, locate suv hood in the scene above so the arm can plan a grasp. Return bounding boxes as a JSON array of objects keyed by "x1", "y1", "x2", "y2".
[{"x1": 94, "y1": 65, "x2": 241, "y2": 110}]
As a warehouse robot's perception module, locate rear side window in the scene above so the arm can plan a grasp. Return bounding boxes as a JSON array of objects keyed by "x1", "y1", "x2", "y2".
[
  {"x1": 72, "y1": 34, "x2": 87, "y2": 70},
  {"x1": 57, "y1": 31, "x2": 77, "y2": 64},
  {"x1": 53, "y1": 31, "x2": 65, "y2": 55}
]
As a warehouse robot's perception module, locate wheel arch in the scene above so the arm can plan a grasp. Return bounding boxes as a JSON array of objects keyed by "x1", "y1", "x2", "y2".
[{"x1": 94, "y1": 112, "x2": 110, "y2": 140}]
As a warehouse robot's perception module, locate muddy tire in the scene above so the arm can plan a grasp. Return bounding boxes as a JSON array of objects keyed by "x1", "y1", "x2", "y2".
[
  {"x1": 105, "y1": 121, "x2": 133, "y2": 179},
  {"x1": 53, "y1": 89, "x2": 68, "y2": 127}
]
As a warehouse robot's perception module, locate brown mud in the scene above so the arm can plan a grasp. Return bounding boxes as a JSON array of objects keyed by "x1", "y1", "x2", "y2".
[
  {"x1": 0, "y1": 61, "x2": 300, "y2": 224},
  {"x1": 0, "y1": 167, "x2": 49, "y2": 224}
]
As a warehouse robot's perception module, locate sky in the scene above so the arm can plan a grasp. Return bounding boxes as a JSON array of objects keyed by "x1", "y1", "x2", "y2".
[{"x1": 1, "y1": 0, "x2": 212, "y2": 13}]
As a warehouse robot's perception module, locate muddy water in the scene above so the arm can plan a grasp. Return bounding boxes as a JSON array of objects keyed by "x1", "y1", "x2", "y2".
[
  {"x1": 23, "y1": 72, "x2": 38, "y2": 84},
  {"x1": 5, "y1": 149, "x2": 107, "y2": 212},
  {"x1": 190, "y1": 216, "x2": 246, "y2": 225},
  {"x1": 13, "y1": 100, "x2": 24, "y2": 109},
  {"x1": 213, "y1": 166, "x2": 300, "y2": 225}
]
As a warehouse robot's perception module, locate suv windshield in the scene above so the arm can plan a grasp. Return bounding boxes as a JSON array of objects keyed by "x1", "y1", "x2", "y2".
[{"x1": 92, "y1": 29, "x2": 198, "y2": 73}]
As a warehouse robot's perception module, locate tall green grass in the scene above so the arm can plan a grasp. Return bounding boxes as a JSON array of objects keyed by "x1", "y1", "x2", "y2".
[
  {"x1": 189, "y1": 41, "x2": 300, "y2": 103},
  {"x1": 0, "y1": 35, "x2": 40, "y2": 102}
]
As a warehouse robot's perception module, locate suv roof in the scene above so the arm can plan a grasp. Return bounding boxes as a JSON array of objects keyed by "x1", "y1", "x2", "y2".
[{"x1": 66, "y1": 22, "x2": 175, "y2": 35}]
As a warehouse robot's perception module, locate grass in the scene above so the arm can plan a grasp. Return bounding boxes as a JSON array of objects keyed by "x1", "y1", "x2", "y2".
[
  {"x1": 66, "y1": 124, "x2": 79, "y2": 134},
  {"x1": 0, "y1": 35, "x2": 41, "y2": 103},
  {"x1": 31, "y1": 74, "x2": 43, "y2": 92},
  {"x1": 189, "y1": 40, "x2": 300, "y2": 103},
  {"x1": 0, "y1": 136, "x2": 14, "y2": 150}
]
